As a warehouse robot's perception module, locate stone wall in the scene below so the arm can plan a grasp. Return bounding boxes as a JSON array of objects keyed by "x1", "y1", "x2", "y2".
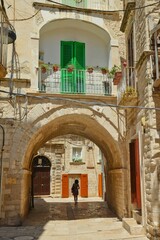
[
  {"x1": 0, "y1": 98, "x2": 128, "y2": 224},
  {"x1": 123, "y1": 0, "x2": 160, "y2": 238}
]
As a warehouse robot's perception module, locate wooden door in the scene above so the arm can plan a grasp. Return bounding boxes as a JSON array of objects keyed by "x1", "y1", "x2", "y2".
[
  {"x1": 98, "y1": 173, "x2": 103, "y2": 197},
  {"x1": 80, "y1": 174, "x2": 88, "y2": 197},
  {"x1": 62, "y1": 174, "x2": 69, "y2": 198},
  {"x1": 129, "y1": 142, "x2": 136, "y2": 203},
  {"x1": 129, "y1": 139, "x2": 141, "y2": 209},
  {"x1": 33, "y1": 167, "x2": 50, "y2": 195},
  {"x1": 135, "y1": 138, "x2": 141, "y2": 209}
]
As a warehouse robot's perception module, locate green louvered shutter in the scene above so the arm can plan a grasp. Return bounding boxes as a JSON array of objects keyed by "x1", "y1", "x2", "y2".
[
  {"x1": 74, "y1": 41, "x2": 85, "y2": 93},
  {"x1": 61, "y1": 41, "x2": 74, "y2": 93},
  {"x1": 61, "y1": 41, "x2": 74, "y2": 68}
]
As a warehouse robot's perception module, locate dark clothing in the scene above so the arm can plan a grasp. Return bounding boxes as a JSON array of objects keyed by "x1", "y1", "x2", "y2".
[{"x1": 71, "y1": 183, "x2": 79, "y2": 196}]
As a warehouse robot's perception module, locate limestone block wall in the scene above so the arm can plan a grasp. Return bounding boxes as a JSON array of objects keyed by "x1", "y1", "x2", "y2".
[
  {"x1": 40, "y1": 137, "x2": 102, "y2": 197},
  {"x1": 106, "y1": 169, "x2": 128, "y2": 219},
  {"x1": 123, "y1": 0, "x2": 160, "y2": 238},
  {"x1": 0, "y1": 96, "x2": 128, "y2": 224}
]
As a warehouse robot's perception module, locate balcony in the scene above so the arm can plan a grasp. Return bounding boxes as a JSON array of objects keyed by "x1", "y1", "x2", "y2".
[
  {"x1": 38, "y1": 67, "x2": 113, "y2": 96},
  {"x1": 117, "y1": 67, "x2": 137, "y2": 105}
]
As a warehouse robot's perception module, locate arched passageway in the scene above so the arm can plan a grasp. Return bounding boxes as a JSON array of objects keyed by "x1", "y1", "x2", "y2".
[{"x1": 18, "y1": 106, "x2": 128, "y2": 222}]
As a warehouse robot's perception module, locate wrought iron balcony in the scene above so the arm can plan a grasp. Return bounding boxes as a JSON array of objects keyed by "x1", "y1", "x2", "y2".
[
  {"x1": 38, "y1": 68, "x2": 113, "y2": 96},
  {"x1": 117, "y1": 67, "x2": 137, "y2": 104}
]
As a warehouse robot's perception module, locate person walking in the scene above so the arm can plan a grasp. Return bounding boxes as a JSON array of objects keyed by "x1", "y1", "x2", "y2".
[{"x1": 71, "y1": 179, "x2": 80, "y2": 204}]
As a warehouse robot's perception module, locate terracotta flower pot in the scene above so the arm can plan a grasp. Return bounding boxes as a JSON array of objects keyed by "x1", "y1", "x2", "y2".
[
  {"x1": 87, "y1": 68, "x2": 93, "y2": 74},
  {"x1": 53, "y1": 66, "x2": 59, "y2": 72},
  {"x1": 67, "y1": 67, "x2": 74, "y2": 73},
  {"x1": 41, "y1": 66, "x2": 46, "y2": 74},
  {"x1": 113, "y1": 71, "x2": 122, "y2": 85},
  {"x1": 101, "y1": 69, "x2": 108, "y2": 75}
]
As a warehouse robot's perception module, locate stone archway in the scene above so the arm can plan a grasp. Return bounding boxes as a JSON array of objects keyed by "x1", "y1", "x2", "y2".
[
  {"x1": 0, "y1": 102, "x2": 129, "y2": 225},
  {"x1": 16, "y1": 104, "x2": 128, "y2": 221}
]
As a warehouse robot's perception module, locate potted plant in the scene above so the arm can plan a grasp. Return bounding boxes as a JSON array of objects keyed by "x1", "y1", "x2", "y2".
[
  {"x1": 87, "y1": 66, "x2": 94, "y2": 74},
  {"x1": 41, "y1": 64, "x2": 48, "y2": 74},
  {"x1": 109, "y1": 65, "x2": 122, "y2": 85},
  {"x1": 67, "y1": 64, "x2": 74, "y2": 73},
  {"x1": 101, "y1": 67, "x2": 109, "y2": 75},
  {"x1": 109, "y1": 65, "x2": 121, "y2": 77},
  {"x1": 52, "y1": 64, "x2": 59, "y2": 72}
]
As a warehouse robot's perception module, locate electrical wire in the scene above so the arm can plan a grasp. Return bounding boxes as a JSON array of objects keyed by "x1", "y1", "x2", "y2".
[
  {"x1": 6, "y1": 0, "x2": 160, "y2": 22},
  {"x1": 9, "y1": 9, "x2": 40, "y2": 22},
  {"x1": 0, "y1": 89, "x2": 160, "y2": 112},
  {"x1": 46, "y1": 0, "x2": 160, "y2": 12}
]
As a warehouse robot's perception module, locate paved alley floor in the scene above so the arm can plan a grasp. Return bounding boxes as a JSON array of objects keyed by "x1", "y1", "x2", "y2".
[{"x1": 0, "y1": 197, "x2": 148, "y2": 240}]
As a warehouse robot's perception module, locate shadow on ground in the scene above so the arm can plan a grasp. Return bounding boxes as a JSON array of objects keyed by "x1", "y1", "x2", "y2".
[{"x1": 23, "y1": 197, "x2": 116, "y2": 226}]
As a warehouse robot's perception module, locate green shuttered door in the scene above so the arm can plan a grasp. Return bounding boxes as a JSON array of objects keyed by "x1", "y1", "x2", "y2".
[{"x1": 61, "y1": 41, "x2": 85, "y2": 93}]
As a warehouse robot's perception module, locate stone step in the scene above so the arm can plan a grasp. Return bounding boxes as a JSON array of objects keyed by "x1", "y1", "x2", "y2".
[
  {"x1": 118, "y1": 237, "x2": 147, "y2": 240},
  {"x1": 122, "y1": 218, "x2": 145, "y2": 235}
]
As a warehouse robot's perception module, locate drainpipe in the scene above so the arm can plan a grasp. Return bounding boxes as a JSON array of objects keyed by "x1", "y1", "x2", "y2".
[{"x1": 0, "y1": 124, "x2": 5, "y2": 216}]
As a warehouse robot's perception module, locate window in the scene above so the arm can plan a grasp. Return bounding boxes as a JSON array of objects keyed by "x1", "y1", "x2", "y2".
[
  {"x1": 151, "y1": 30, "x2": 160, "y2": 86},
  {"x1": 98, "y1": 149, "x2": 102, "y2": 163},
  {"x1": 72, "y1": 147, "x2": 82, "y2": 162},
  {"x1": 127, "y1": 26, "x2": 136, "y2": 88}
]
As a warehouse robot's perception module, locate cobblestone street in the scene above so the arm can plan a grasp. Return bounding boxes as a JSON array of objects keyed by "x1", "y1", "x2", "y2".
[{"x1": 0, "y1": 197, "x2": 148, "y2": 240}]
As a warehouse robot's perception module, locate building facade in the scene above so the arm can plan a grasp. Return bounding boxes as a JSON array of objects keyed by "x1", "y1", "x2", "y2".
[
  {"x1": 119, "y1": 0, "x2": 160, "y2": 239},
  {"x1": 1, "y1": 0, "x2": 156, "y2": 239},
  {"x1": 33, "y1": 135, "x2": 103, "y2": 198}
]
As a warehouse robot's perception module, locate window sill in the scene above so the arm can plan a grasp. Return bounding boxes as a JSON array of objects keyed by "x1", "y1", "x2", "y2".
[{"x1": 70, "y1": 162, "x2": 85, "y2": 165}]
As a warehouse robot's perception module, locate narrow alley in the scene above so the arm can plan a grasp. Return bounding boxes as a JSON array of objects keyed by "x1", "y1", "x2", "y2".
[{"x1": 0, "y1": 197, "x2": 148, "y2": 240}]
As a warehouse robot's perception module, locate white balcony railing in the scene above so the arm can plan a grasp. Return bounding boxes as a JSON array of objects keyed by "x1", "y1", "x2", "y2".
[
  {"x1": 117, "y1": 67, "x2": 136, "y2": 104},
  {"x1": 38, "y1": 68, "x2": 113, "y2": 96}
]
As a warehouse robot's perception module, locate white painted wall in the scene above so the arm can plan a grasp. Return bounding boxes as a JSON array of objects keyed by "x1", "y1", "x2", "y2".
[{"x1": 40, "y1": 20, "x2": 111, "y2": 68}]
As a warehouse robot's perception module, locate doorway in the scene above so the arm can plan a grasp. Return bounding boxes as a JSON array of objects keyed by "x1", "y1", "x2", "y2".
[
  {"x1": 60, "y1": 41, "x2": 85, "y2": 93},
  {"x1": 32, "y1": 155, "x2": 51, "y2": 195}
]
